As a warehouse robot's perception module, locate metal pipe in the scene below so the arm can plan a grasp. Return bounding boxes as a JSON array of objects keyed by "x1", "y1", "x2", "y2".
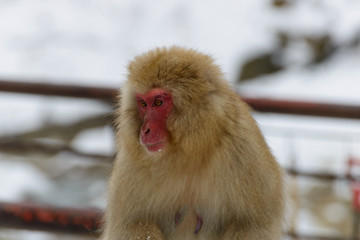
[
  {"x1": 0, "y1": 80, "x2": 118, "y2": 102},
  {"x1": 0, "y1": 202, "x2": 102, "y2": 234},
  {"x1": 286, "y1": 232, "x2": 350, "y2": 240},
  {"x1": 242, "y1": 96, "x2": 360, "y2": 120},
  {"x1": 287, "y1": 168, "x2": 350, "y2": 181},
  {"x1": 1, "y1": 80, "x2": 360, "y2": 119}
]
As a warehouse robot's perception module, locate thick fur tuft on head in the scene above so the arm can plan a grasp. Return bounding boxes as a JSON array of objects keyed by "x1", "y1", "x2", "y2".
[{"x1": 128, "y1": 46, "x2": 226, "y2": 108}]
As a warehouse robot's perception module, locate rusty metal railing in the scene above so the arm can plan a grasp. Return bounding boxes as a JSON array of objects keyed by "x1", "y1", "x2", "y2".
[
  {"x1": 0, "y1": 80, "x2": 117, "y2": 102},
  {"x1": 0, "y1": 202, "x2": 101, "y2": 234},
  {"x1": 1, "y1": 80, "x2": 360, "y2": 119}
]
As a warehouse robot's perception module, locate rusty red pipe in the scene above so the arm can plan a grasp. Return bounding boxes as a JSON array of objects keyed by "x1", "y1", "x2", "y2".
[
  {"x1": 1, "y1": 80, "x2": 359, "y2": 119},
  {"x1": 0, "y1": 80, "x2": 118, "y2": 102},
  {"x1": 242, "y1": 96, "x2": 360, "y2": 120},
  {"x1": 0, "y1": 202, "x2": 102, "y2": 234}
]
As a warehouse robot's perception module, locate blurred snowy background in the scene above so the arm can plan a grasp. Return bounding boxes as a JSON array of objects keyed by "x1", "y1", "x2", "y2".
[{"x1": 1, "y1": 0, "x2": 360, "y2": 239}]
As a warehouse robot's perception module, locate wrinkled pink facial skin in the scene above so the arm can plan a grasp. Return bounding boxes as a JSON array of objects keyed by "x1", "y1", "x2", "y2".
[{"x1": 135, "y1": 88, "x2": 173, "y2": 153}]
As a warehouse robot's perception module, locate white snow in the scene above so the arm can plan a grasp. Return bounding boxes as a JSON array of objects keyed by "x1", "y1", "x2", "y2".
[
  {"x1": 0, "y1": 93, "x2": 112, "y2": 135},
  {"x1": 238, "y1": 47, "x2": 360, "y2": 105},
  {"x1": 0, "y1": 157, "x2": 53, "y2": 202},
  {"x1": 0, "y1": 0, "x2": 355, "y2": 86},
  {"x1": 71, "y1": 126, "x2": 115, "y2": 155}
]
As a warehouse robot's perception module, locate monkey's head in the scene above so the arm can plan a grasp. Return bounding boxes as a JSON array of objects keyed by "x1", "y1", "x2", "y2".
[{"x1": 120, "y1": 46, "x2": 230, "y2": 156}]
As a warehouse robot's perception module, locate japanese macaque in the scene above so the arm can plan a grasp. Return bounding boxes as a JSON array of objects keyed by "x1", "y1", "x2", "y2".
[{"x1": 102, "y1": 46, "x2": 285, "y2": 240}]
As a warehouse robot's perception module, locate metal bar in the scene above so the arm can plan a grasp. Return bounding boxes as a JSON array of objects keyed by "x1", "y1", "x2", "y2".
[
  {"x1": 242, "y1": 96, "x2": 360, "y2": 120},
  {"x1": 286, "y1": 232, "x2": 350, "y2": 240},
  {"x1": 0, "y1": 202, "x2": 102, "y2": 234},
  {"x1": 1, "y1": 80, "x2": 360, "y2": 119},
  {"x1": 0, "y1": 80, "x2": 118, "y2": 102},
  {"x1": 286, "y1": 168, "x2": 350, "y2": 181}
]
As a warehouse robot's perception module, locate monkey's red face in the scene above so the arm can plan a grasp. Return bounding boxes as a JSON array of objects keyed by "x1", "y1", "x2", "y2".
[{"x1": 135, "y1": 88, "x2": 173, "y2": 153}]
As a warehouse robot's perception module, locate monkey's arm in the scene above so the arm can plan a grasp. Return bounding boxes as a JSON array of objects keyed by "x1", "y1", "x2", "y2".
[
  {"x1": 127, "y1": 222, "x2": 166, "y2": 240},
  {"x1": 102, "y1": 222, "x2": 165, "y2": 240},
  {"x1": 220, "y1": 219, "x2": 282, "y2": 240},
  {"x1": 220, "y1": 222, "x2": 259, "y2": 240}
]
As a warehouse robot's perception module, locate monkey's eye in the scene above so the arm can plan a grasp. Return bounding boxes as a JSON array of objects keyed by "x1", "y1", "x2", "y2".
[
  {"x1": 139, "y1": 100, "x2": 147, "y2": 107},
  {"x1": 154, "y1": 99, "x2": 163, "y2": 106}
]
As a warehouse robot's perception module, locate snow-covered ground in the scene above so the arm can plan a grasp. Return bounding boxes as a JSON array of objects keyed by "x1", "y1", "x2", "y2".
[{"x1": 1, "y1": 0, "x2": 360, "y2": 239}]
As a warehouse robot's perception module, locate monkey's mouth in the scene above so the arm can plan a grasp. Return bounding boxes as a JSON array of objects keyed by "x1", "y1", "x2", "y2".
[{"x1": 144, "y1": 141, "x2": 167, "y2": 153}]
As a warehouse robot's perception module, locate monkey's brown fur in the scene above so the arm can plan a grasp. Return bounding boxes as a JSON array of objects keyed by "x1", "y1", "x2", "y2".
[{"x1": 102, "y1": 46, "x2": 285, "y2": 240}]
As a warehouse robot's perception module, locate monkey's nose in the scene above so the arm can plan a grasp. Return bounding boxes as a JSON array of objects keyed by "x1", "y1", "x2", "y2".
[{"x1": 145, "y1": 128, "x2": 150, "y2": 134}]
